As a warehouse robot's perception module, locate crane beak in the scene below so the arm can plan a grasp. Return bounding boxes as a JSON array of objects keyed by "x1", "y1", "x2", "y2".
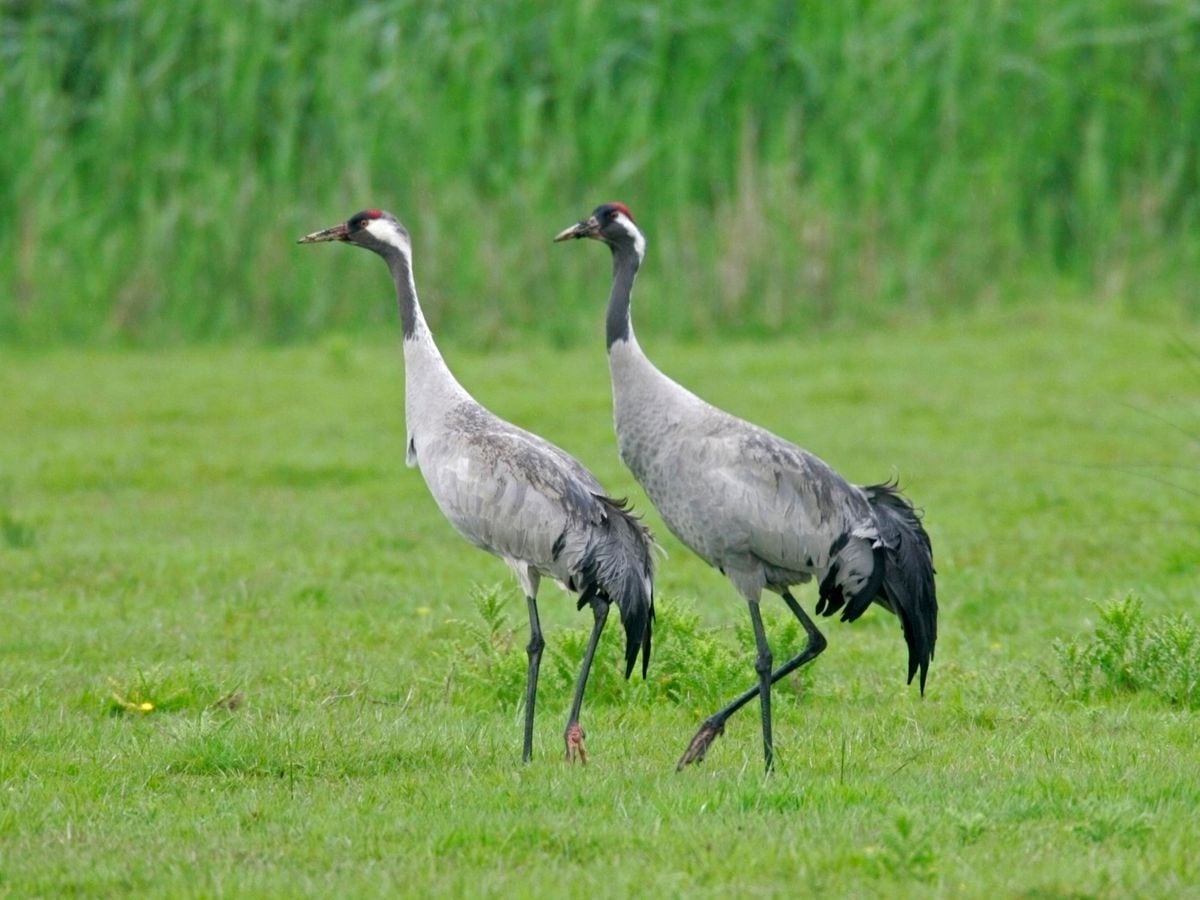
[
  {"x1": 298, "y1": 223, "x2": 350, "y2": 244},
  {"x1": 553, "y1": 216, "x2": 601, "y2": 242}
]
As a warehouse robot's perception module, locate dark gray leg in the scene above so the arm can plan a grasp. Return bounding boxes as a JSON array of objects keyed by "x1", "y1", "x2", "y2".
[
  {"x1": 747, "y1": 600, "x2": 774, "y2": 771},
  {"x1": 564, "y1": 599, "x2": 610, "y2": 763},
  {"x1": 522, "y1": 594, "x2": 545, "y2": 763},
  {"x1": 677, "y1": 589, "x2": 827, "y2": 771}
]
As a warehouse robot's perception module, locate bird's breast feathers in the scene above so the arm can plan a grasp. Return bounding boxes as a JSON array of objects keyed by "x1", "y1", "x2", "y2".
[{"x1": 413, "y1": 425, "x2": 602, "y2": 571}]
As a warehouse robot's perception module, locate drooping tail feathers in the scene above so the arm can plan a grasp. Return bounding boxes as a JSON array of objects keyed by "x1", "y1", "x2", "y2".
[
  {"x1": 865, "y1": 480, "x2": 938, "y2": 694},
  {"x1": 575, "y1": 496, "x2": 656, "y2": 678}
]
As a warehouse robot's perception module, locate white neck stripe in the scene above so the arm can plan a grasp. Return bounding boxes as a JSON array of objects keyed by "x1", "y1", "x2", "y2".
[
  {"x1": 365, "y1": 217, "x2": 412, "y2": 256},
  {"x1": 613, "y1": 212, "x2": 646, "y2": 262}
]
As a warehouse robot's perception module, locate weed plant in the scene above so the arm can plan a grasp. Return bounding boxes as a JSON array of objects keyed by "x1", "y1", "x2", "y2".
[{"x1": 1051, "y1": 595, "x2": 1200, "y2": 709}]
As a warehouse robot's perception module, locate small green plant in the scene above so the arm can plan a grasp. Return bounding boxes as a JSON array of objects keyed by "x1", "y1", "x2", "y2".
[
  {"x1": 439, "y1": 588, "x2": 806, "y2": 712},
  {"x1": 1072, "y1": 805, "x2": 1153, "y2": 847},
  {"x1": 950, "y1": 809, "x2": 988, "y2": 846},
  {"x1": 1, "y1": 509, "x2": 36, "y2": 549},
  {"x1": 865, "y1": 809, "x2": 937, "y2": 883},
  {"x1": 0, "y1": 479, "x2": 36, "y2": 549},
  {"x1": 438, "y1": 584, "x2": 528, "y2": 708},
  {"x1": 650, "y1": 597, "x2": 815, "y2": 710},
  {"x1": 1050, "y1": 595, "x2": 1200, "y2": 709},
  {"x1": 102, "y1": 665, "x2": 233, "y2": 716}
]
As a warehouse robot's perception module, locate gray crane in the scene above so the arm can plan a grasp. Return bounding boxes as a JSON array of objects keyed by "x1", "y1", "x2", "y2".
[
  {"x1": 555, "y1": 203, "x2": 937, "y2": 772},
  {"x1": 299, "y1": 209, "x2": 655, "y2": 764}
]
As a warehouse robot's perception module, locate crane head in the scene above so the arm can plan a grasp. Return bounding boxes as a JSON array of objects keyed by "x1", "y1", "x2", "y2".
[
  {"x1": 555, "y1": 202, "x2": 645, "y2": 261},
  {"x1": 298, "y1": 209, "x2": 411, "y2": 257}
]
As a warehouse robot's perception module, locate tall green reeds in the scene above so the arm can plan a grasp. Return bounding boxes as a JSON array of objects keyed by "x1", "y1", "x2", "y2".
[{"x1": 2, "y1": 0, "x2": 1198, "y2": 344}]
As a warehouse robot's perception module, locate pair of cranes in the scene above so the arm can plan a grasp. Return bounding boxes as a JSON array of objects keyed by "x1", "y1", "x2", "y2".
[{"x1": 298, "y1": 203, "x2": 937, "y2": 772}]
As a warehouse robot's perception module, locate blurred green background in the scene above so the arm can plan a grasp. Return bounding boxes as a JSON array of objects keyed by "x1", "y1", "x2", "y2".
[{"x1": 3, "y1": 0, "x2": 1198, "y2": 346}]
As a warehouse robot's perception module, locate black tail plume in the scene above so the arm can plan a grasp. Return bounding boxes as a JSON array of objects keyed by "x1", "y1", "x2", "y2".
[
  {"x1": 865, "y1": 481, "x2": 938, "y2": 693},
  {"x1": 576, "y1": 497, "x2": 656, "y2": 678}
]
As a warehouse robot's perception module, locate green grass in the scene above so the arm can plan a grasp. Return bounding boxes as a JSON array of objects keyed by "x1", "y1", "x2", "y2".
[
  {"x1": 4, "y1": 0, "x2": 1200, "y2": 343},
  {"x1": 1, "y1": 305, "x2": 1198, "y2": 895}
]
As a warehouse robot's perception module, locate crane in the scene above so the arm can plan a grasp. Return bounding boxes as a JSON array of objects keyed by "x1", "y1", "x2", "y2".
[
  {"x1": 555, "y1": 203, "x2": 937, "y2": 771},
  {"x1": 300, "y1": 209, "x2": 655, "y2": 764}
]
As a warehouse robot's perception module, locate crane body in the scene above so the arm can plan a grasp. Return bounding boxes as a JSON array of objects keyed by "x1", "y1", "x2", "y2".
[
  {"x1": 301, "y1": 210, "x2": 655, "y2": 763},
  {"x1": 556, "y1": 203, "x2": 937, "y2": 771}
]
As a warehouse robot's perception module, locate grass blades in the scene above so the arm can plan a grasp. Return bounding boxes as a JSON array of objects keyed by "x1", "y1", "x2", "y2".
[
  {"x1": 1, "y1": 306, "x2": 1198, "y2": 894},
  {"x1": 3, "y1": 0, "x2": 1200, "y2": 343}
]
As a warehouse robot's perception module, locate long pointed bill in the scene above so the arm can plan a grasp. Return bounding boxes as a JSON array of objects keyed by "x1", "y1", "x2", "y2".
[
  {"x1": 553, "y1": 216, "x2": 600, "y2": 242},
  {"x1": 297, "y1": 223, "x2": 350, "y2": 244}
]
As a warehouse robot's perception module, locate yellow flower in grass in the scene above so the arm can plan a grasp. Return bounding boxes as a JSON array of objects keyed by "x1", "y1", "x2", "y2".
[{"x1": 107, "y1": 677, "x2": 155, "y2": 713}]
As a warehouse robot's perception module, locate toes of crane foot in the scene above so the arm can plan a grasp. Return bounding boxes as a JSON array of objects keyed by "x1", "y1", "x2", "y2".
[
  {"x1": 676, "y1": 722, "x2": 724, "y2": 770},
  {"x1": 565, "y1": 723, "x2": 588, "y2": 764}
]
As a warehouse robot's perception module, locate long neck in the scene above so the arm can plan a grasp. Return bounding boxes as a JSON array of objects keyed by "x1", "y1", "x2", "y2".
[
  {"x1": 386, "y1": 250, "x2": 424, "y2": 339},
  {"x1": 605, "y1": 239, "x2": 695, "y2": 434},
  {"x1": 606, "y1": 244, "x2": 640, "y2": 348},
  {"x1": 381, "y1": 246, "x2": 468, "y2": 410}
]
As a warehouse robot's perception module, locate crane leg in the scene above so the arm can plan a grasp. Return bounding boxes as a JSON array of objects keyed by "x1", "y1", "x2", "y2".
[
  {"x1": 676, "y1": 589, "x2": 826, "y2": 771},
  {"x1": 747, "y1": 600, "x2": 775, "y2": 771},
  {"x1": 564, "y1": 598, "x2": 610, "y2": 764},
  {"x1": 522, "y1": 594, "x2": 545, "y2": 763}
]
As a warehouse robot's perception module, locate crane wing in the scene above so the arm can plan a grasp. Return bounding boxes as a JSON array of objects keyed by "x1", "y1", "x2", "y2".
[
  {"x1": 415, "y1": 401, "x2": 657, "y2": 677},
  {"x1": 669, "y1": 414, "x2": 875, "y2": 577},
  {"x1": 416, "y1": 404, "x2": 606, "y2": 566}
]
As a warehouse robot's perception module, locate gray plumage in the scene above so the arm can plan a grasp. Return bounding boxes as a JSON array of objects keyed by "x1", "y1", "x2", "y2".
[
  {"x1": 300, "y1": 209, "x2": 654, "y2": 763},
  {"x1": 415, "y1": 396, "x2": 655, "y2": 677},
  {"x1": 556, "y1": 202, "x2": 936, "y2": 771}
]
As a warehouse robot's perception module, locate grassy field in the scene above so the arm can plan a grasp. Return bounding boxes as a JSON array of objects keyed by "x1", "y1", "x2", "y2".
[
  {"x1": 1, "y1": 305, "x2": 1197, "y2": 896},
  {"x1": 4, "y1": 1, "x2": 1200, "y2": 343}
]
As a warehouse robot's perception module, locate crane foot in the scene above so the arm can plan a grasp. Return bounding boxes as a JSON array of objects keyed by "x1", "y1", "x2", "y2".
[
  {"x1": 565, "y1": 722, "x2": 588, "y2": 764},
  {"x1": 676, "y1": 719, "x2": 725, "y2": 770}
]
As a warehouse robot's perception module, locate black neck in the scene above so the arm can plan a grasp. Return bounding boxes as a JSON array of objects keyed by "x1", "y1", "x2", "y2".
[
  {"x1": 606, "y1": 244, "x2": 640, "y2": 348},
  {"x1": 385, "y1": 250, "x2": 419, "y2": 339}
]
